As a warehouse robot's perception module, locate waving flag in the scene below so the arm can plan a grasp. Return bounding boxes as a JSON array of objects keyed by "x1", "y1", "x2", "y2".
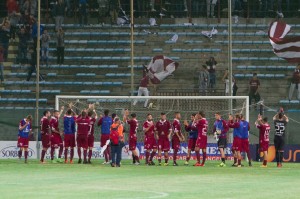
[
  {"x1": 268, "y1": 21, "x2": 300, "y2": 63},
  {"x1": 146, "y1": 55, "x2": 179, "y2": 84}
]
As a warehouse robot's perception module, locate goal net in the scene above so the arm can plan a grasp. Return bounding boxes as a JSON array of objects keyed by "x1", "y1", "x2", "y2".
[{"x1": 55, "y1": 96, "x2": 249, "y2": 144}]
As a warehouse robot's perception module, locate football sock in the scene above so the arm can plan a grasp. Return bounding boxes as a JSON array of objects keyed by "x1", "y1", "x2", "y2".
[
  {"x1": 263, "y1": 160, "x2": 267, "y2": 166},
  {"x1": 58, "y1": 145, "x2": 63, "y2": 158},
  {"x1": 24, "y1": 151, "x2": 28, "y2": 160},
  {"x1": 70, "y1": 148, "x2": 74, "y2": 160},
  {"x1": 195, "y1": 151, "x2": 200, "y2": 163},
  {"x1": 158, "y1": 156, "x2": 161, "y2": 163},
  {"x1": 164, "y1": 153, "x2": 169, "y2": 163},
  {"x1": 150, "y1": 151, "x2": 156, "y2": 161},
  {"x1": 202, "y1": 152, "x2": 207, "y2": 165},
  {"x1": 64, "y1": 148, "x2": 68, "y2": 161},
  {"x1": 88, "y1": 149, "x2": 92, "y2": 161},
  {"x1": 135, "y1": 155, "x2": 140, "y2": 163},
  {"x1": 55, "y1": 148, "x2": 59, "y2": 159},
  {"x1": 221, "y1": 158, "x2": 225, "y2": 163},
  {"x1": 50, "y1": 147, "x2": 55, "y2": 160},
  {"x1": 238, "y1": 159, "x2": 241, "y2": 165},
  {"x1": 145, "y1": 151, "x2": 150, "y2": 163},
  {"x1": 41, "y1": 150, "x2": 46, "y2": 162},
  {"x1": 104, "y1": 149, "x2": 108, "y2": 162},
  {"x1": 280, "y1": 152, "x2": 284, "y2": 163},
  {"x1": 108, "y1": 146, "x2": 112, "y2": 161},
  {"x1": 83, "y1": 149, "x2": 87, "y2": 161},
  {"x1": 276, "y1": 151, "x2": 280, "y2": 164},
  {"x1": 18, "y1": 149, "x2": 22, "y2": 159},
  {"x1": 132, "y1": 154, "x2": 136, "y2": 164},
  {"x1": 234, "y1": 157, "x2": 237, "y2": 164},
  {"x1": 77, "y1": 148, "x2": 82, "y2": 160},
  {"x1": 173, "y1": 149, "x2": 178, "y2": 162},
  {"x1": 186, "y1": 156, "x2": 190, "y2": 162},
  {"x1": 246, "y1": 151, "x2": 251, "y2": 161}
]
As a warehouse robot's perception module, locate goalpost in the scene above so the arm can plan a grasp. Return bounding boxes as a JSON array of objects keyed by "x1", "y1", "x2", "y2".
[{"x1": 55, "y1": 96, "x2": 249, "y2": 139}]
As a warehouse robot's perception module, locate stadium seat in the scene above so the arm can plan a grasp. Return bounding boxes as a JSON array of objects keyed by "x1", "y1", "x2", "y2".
[
  {"x1": 41, "y1": 90, "x2": 61, "y2": 94},
  {"x1": 0, "y1": 90, "x2": 31, "y2": 94},
  {"x1": 0, "y1": 98, "x2": 47, "y2": 103},
  {"x1": 76, "y1": 73, "x2": 96, "y2": 77},
  {"x1": 80, "y1": 90, "x2": 110, "y2": 94}
]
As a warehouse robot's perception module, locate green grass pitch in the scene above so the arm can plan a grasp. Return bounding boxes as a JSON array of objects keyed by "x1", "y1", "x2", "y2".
[{"x1": 0, "y1": 159, "x2": 300, "y2": 199}]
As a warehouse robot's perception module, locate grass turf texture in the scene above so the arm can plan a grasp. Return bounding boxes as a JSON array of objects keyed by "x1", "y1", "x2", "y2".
[{"x1": 0, "y1": 159, "x2": 299, "y2": 199}]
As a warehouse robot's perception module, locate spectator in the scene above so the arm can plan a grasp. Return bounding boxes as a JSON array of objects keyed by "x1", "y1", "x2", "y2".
[
  {"x1": 288, "y1": 64, "x2": 300, "y2": 101},
  {"x1": 26, "y1": 46, "x2": 44, "y2": 81},
  {"x1": 249, "y1": 73, "x2": 261, "y2": 107},
  {"x1": 21, "y1": 0, "x2": 37, "y2": 17},
  {"x1": 207, "y1": 0, "x2": 217, "y2": 17},
  {"x1": 0, "y1": 45, "x2": 4, "y2": 83},
  {"x1": 276, "y1": 0, "x2": 290, "y2": 17},
  {"x1": 206, "y1": 56, "x2": 217, "y2": 91},
  {"x1": 79, "y1": 0, "x2": 88, "y2": 25},
  {"x1": 198, "y1": 65, "x2": 209, "y2": 95},
  {"x1": 6, "y1": 0, "x2": 20, "y2": 41},
  {"x1": 56, "y1": 28, "x2": 64, "y2": 65},
  {"x1": 16, "y1": 26, "x2": 30, "y2": 64},
  {"x1": 0, "y1": 19, "x2": 10, "y2": 61},
  {"x1": 54, "y1": 0, "x2": 67, "y2": 31},
  {"x1": 192, "y1": 0, "x2": 206, "y2": 17},
  {"x1": 97, "y1": 0, "x2": 109, "y2": 23},
  {"x1": 41, "y1": 29, "x2": 50, "y2": 66},
  {"x1": 135, "y1": 0, "x2": 146, "y2": 18},
  {"x1": 222, "y1": 69, "x2": 235, "y2": 96},
  {"x1": 109, "y1": 0, "x2": 118, "y2": 24}
]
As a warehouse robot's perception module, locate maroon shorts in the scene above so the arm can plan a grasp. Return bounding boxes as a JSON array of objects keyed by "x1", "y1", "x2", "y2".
[
  {"x1": 172, "y1": 137, "x2": 180, "y2": 150},
  {"x1": 51, "y1": 133, "x2": 63, "y2": 148},
  {"x1": 195, "y1": 136, "x2": 207, "y2": 149},
  {"x1": 232, "y1": 137, "x2": 242, "y2": 151},
  {"x1": 88, "y1": 134, "x2": 94, "y2": 148},
  {"x1": 100, "y1": 134, "x2": 110, "y2": 147},
  {"x1": 158, "y1": 137, "x2": 170, "y2": 151},
  {"x1": 41, "y1": 134, "x2": 51, "y2": 148},
  {"x1": 144, "y1": 136, "x2": 157, "y2": 150},
  {"x1": 259, "y1": 140, "x2": 269, "y2": 152},
  {"x1": 129, "y1": 134, "x2": 137, "y2": 151},
  {"x1": 77, "y1": 134, "x2": 88, "y2": 149},
  {"x1": 17, "y1": 137, "x2": 29, "y2": 148},
  {"x1": 241, "y1": 138, "x2": 249, "y2": 152},
  {"x1": 188, "y1": 138, "x2": 197, "y2": 151},
  {"x1": 64, "y1": 134, "x2": 76, "y2": 148}
]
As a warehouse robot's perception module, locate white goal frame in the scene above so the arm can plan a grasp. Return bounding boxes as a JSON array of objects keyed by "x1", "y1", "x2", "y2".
[{"x1": 55, "y1": 95, "x2": 249, "y2": 122}]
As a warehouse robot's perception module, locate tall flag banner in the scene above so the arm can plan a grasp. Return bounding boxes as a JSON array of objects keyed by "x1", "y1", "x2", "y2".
[
  {"x1": 146, "y1": 55, "x2": 179, "y2": 84},
  {"x1": 268, "y1": 21, "x2": 300, "y2": 63}
]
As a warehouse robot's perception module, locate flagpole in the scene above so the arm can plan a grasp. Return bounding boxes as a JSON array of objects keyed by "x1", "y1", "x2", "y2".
[
  {"x1": 35, "y1": 0, "x2": 41, "y2": 160},
  {"x1": 228, "y1": 0, "x2": 233, "y2": 112},
  {"x1": 130, "y1": 0, "x2": 134, "y2": 96}
]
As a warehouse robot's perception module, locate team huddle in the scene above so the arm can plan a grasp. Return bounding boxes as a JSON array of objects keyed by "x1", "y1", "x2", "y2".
[{"x1": 16, "y1": 105, "x2": 289, "y2": 168}]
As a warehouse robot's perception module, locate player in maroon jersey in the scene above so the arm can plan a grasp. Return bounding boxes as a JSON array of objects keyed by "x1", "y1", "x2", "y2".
[
  {"x1": 76, "y1": 110, "x2": 91, "y2": 164},
  {"x1": 194, "y1": 111, "x2": 208, "y2": 167},
  {"x1": 255, "y1": 114, "x2": 271, "y2": 167},
  {"x1": 49, "y1": 107, "x2": 64, "y2": 163},
  {"x1": 155, "y1": 112, "x2": 172, "y2": 166},
  {"x1": 228, "y1": 114, "x2": 242, "y2": 167},
  {"x1": 184, "y1": 113, "x2": 198, "y2": 166},
  {"x1": 123, "y1": 109, "x2": 140, "y2": 165},
  {"x1": 87, "y1": 106, "x2": 97, "y2": 164},
  {"x1": 172, "y1": 112, "x2": 185, "y2": 166},
  {"x1": 40, "y1": 110, "x2": 51, "y2": 163},
  {"x1": 143, "y1": 113, "x2": 157, "y2": 165}
]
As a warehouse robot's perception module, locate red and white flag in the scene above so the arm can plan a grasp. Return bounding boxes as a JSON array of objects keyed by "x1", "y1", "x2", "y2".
[
  {"x1": 268, "y1": 21, "x2": 300, "y2": 63},
  {"x1": 146, "y1": 55, "x2": 179, "y2": 84}
]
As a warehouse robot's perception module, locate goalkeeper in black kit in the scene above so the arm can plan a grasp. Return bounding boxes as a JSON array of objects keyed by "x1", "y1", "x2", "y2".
[{"x1": 273, "y1": 109, "x2": 289, "y2": 168}]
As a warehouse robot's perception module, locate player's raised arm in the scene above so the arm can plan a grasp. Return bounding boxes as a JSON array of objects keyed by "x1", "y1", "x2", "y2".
[
  {"x1": 58, "y1": 106, "x2": 64, "y2": 119},
  {"x1": 123, "y1": 109, "x2": 129, "y2": 123},
  {"x1": 273, "y1": 113, "x2": 279, "y2": 121},
  {"x1": 19, "y1": 120, "x2": 29, "y2": 131}
]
